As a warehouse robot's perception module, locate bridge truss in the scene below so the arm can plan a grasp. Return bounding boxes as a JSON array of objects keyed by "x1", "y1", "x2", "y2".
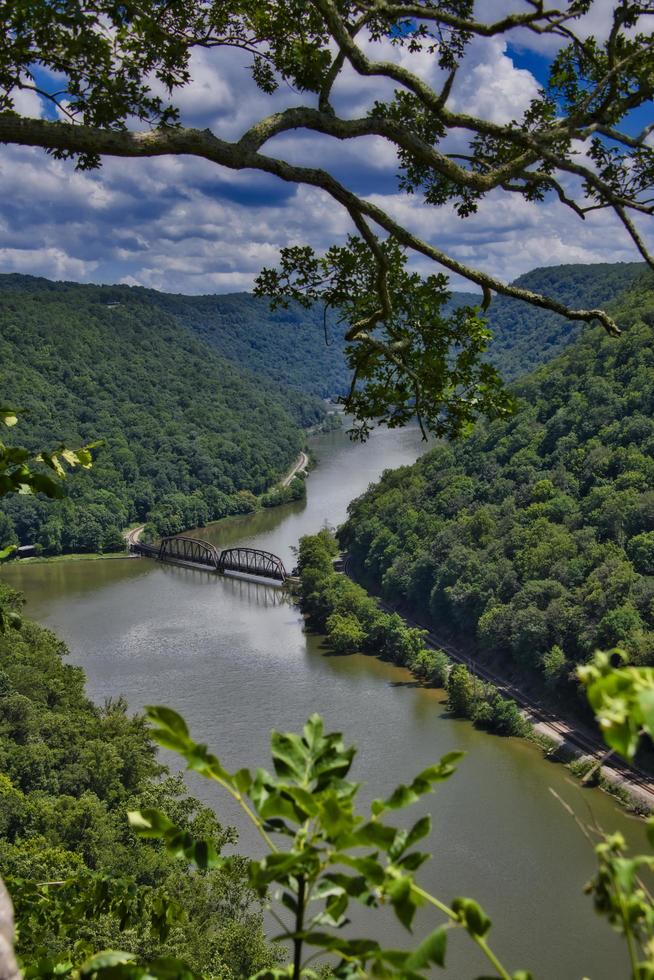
[
  {"x1": 218, "y1": 547, "x2": 287, "y2": 582},
  {"x1": 130, "y1": 536, "x2": 288, "y2": 582},
  {"x1": 159, "y1": 536, "x2": 219, "y2": 569}
]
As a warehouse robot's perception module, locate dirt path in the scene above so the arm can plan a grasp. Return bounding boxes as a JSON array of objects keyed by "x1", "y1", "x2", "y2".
[
  {"x1": 281, "y1": 450, "x2": 309, "y2": 487},
  {"x1": 124, "y1": 524, "x2": 145, "y2": 547}
]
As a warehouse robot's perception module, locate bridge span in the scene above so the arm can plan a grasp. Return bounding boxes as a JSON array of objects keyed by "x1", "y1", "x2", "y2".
[{"x1": 130, "y1": 535, "x2": 288, "y2": 583}]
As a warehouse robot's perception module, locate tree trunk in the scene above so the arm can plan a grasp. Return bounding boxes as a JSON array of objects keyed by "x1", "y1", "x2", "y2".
[{"x1": 0, "y1": 879, "x2": 20, "y2": 980}]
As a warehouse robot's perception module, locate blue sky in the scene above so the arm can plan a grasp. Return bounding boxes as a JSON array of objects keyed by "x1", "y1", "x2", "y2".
[{"x1": 0, "y1": 1, "x2": 651, "y2": 294}]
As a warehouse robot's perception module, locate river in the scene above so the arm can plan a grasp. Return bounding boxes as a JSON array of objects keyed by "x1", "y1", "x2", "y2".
[{"x1": 2, "y1": 424, "x2": 647, "y2": 979}]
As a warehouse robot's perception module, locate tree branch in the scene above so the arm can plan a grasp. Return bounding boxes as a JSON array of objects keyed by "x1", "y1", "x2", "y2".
[{"x1": 0, "y1": 113, "x2": 623, "y2": 336}]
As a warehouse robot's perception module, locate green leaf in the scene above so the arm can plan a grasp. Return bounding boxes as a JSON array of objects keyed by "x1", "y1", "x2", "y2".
[
  {"x1": 79, "y1": 950, "x2": 137, "y2": 974},
  {"x1": 405, "y1": 926, "x2": 448, "y2": 970},
  {"x1": 386, "y1": 875, "x2": 420, "y2": 931},
  {"x1": 128, "y1": 809, "x2": 175, "y2": 838},
  {"x1": 372, "y1": 752, "x2": 463, "y2": 815},
  {"x1": 452, "y1": 897, "x2": 491, "y2": 937},
  {"x1": 145, "y1": 706, "x2": 189, "y2": 738},
  {"x1": 233, "y1": 767, "x2": 253, "y2": 793}
]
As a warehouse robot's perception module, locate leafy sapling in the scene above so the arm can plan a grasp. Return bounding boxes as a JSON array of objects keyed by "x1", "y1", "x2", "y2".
[{"x1": 130, "y1": 708, "x2": 530, "y2": 980}]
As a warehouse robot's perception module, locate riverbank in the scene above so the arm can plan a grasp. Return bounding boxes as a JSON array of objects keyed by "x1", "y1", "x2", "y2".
[
  {"x1": 7, "y1": 451, "x2": 311, "y2": 566},
  {"x1": 11, "y1": 550, "x2": 130, "y2": 565},
  {"x1": 298, "y1": 531, "x2": 654, "y2": 814},
  {"x1": 395, "y1": 603, "x2": 654, "y2": 814},
  {"x1": 3, "y1": 421, "x2": 644, "y2": 980}
]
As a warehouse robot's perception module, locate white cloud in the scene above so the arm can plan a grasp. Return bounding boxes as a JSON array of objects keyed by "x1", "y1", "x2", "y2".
[
  {"x1": 0, "y1": 3, "x2": 651, "y2": 295},
  {"x1": 0, "y1": 246, "x2": 97, "y2": 279}
]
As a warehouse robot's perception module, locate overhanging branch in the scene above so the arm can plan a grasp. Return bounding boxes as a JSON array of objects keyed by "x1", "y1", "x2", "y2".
[{"x1": 0, "y1": 113, "x2": 623, "y2": 336}]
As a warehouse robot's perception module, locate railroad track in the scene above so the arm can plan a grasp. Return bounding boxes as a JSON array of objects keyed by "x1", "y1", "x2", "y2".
[{"x1": 342, "y1": 556, "x2": 654, "y2": 805}]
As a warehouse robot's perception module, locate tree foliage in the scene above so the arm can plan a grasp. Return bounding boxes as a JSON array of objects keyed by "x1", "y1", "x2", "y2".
[
  {"x1": 2, "y1": 2, "x2": 653, "y2": 434},
  {"x1": 298, "y1": 532, "x2": 530, "y2": 737},
  {"x1": 341, "y1": 273, "x2": 654, "y2": 711},
  {"x1": 0, "y1": 591, "x2": 277, "y2": 979},
  {"x1": 0, "y1": 277, "x2": 318, "y2": 552}
]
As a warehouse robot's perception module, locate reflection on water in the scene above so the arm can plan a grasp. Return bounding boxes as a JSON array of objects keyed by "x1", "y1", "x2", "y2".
[{"x1": 2, "y1": 423, "x2": 648, "y2": 980}]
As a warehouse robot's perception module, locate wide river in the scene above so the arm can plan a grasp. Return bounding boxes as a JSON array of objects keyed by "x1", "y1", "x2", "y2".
[{"x1": 3, "y1": 424, "x2": 647, "y2": 979}]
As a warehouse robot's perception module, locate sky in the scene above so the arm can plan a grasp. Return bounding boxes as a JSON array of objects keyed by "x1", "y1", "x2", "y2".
[{"x1": 1, "y1": 0, "x2": 652, "y2": 295}]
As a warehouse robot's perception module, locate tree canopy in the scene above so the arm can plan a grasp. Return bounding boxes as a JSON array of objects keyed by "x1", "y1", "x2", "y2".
[
  {"x1": 341, "y1": 270, "x2": 654, "y2": 715},
  {"x1": 0, "y1": 276, "x2": 320, "y2": 552},
  {"x1": 3, "y1": 1, "x2": 653, "y2": 435}
]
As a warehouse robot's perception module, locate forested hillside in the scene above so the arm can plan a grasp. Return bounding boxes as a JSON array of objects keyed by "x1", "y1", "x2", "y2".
[
  {"x1": 480, "y1": 262, "x2": 645, "y2": 380},
  {"x1": 0, "y1": 262, "x2": 645, "y2": 554},
  {"x1": 0, "y1": 581, "x2": 276, "y2": 975},
  {"x1": 342, "y1": 273, "x2": 654, "y2": 700},
  {"x1": 142, "y1": 290, "x2": 351, "y2": 399},
  {"x1": 0, "y1": 274, "x2": 351, "y2": 400},
  {"x1": 0, "y1": 277, "x2": 319, "y2": 552},
  {"x1": 146, "y1": 263, "x2": 645, "y2": 391}
]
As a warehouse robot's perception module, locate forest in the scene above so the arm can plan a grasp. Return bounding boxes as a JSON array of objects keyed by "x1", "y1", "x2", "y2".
[
  {"x1": 0, "y1": 580, "x2": 277, "y2": 976},
  {"x1": 341, "y1": 271, "x2": 654, "y2": 711},
  {"x1": 0, "y1": 263, "x2": 645, "y2": 554},
  {"x1": 0, "y1": 276, "x2": 323, "y2": 553},
  {"x1": 297, "y1": 530, "x2": 528, "y2": 738}
]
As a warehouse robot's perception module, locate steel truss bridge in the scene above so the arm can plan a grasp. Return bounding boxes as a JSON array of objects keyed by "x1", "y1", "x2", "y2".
[{"x1": 130, "y1": 535, "x2": 288, "y2": 583}]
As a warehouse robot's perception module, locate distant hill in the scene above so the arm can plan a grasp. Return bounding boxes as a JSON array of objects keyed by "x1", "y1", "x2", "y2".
[
  {"x1": 0, "y1": 277, "x2": 320, "y2": 552},
  {"x1": 1, "y1": 262, "x2": 645, "y2": 409},
  {"x1": 140, "y1": 290, "x2": 351, "y2": 399},
  {"x1": 479, "y1": 261, "x2": 646, "y2": 379},
  {"x1": 143, "y1": 262, "x2": 646, "y2": 389},
  {"x1": 0, "y1": 274, "x2": 351, "y2": 400},
  {"x1": 0, "y1": 261, "x2": 646, "y2": 552}
]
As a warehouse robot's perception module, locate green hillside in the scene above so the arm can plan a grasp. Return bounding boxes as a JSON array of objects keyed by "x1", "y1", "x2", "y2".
[
  {"x1": 479, "y1": 261, "x2": 645, "y2": 379},
  {"x1": 0, "y1": 278, "x2": 318, "y2": 552},
  {"x1": 341, "y1": 272, "x2": 654, "y2": 701},
  {"x1": 141, "y1": 290, "x2": 351, "y2": 399},
  {"x1": 0, "y1": 274, "x2": 351, "y2": 400},
  {"x1": 139, "y1": 262, "x2": 646, "y2": 391},
  {"x1": 0, "y1": 262, "x2": 646, "y2": 554}
]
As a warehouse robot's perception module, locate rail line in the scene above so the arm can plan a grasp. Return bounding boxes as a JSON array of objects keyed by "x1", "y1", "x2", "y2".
[{"x1": 343, "y1": 556, "x2": 654, "y2": 807}]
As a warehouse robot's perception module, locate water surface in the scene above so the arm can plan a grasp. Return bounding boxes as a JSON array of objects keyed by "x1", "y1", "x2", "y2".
[{"x1": 3, "y1": 425, "x2": 646, "y2": 979}]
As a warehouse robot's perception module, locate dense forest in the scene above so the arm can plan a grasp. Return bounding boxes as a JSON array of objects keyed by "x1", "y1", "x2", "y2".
[
  {"x1": 478, "y1": 261, "x2": 645, "y2": 380},
  {"x1": 0, "y1": 580, "x2": 277, "y2": 976},
  {"x1": 298, "y1": 530, "x2": 528, "y2": 737},
  {"x1": 0, "y1": 274, "x2": 351, "y2": 401},
  {"x1": 341, "y1": 272, "x2": 654, "y2": 707},
  {"x1": 0, "y1": 276, "x2": 323, "y2": 552},
  {"x1": 0, "y1": 262, "x2": 645, "y2": 554}
]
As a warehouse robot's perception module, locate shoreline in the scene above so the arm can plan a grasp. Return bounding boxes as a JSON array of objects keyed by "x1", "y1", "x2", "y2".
[
  {"x1": 342, "y1": 559, "x2": 654, "y2": 815},
  {"x1": 12, "y1": 450, "x2": 311, "y2": 566},
  {"x1": 402, "y1": 613, "x2": 654, "y2": 813}
]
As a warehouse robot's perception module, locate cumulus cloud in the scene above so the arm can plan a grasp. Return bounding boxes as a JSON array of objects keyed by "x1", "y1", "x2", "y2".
[{"x1": 0, "y1": 2, "x2": 651, "y2": 294}]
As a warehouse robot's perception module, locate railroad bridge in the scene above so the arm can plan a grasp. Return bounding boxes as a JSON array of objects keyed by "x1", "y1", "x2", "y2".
[{"x1": 130, "y1": 535, "x2": 288, "y2": 583}]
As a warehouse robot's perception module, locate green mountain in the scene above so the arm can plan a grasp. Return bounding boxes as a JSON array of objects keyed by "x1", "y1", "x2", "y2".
[
  {"x1": 0, "y1": 276, "x2": 321, "y2": 552},
  {"x1": 341, "y1": 271, "x2": 654, "y2": 700},
  {"x1": 139, "y1": 289, "x2": 351, "y2": 399},
  {"x1": 125, "y1": 262, "x2": 646, "y2": 392},
  {"x1": 0, "y1": 274, "x2": 351, "y2": 399},
  {"x1": 0, "y1": 261, "x2": 645, "y2": 554},
  {"x1": 479, "y1": 261, "x2": 645, "y2": 380}
]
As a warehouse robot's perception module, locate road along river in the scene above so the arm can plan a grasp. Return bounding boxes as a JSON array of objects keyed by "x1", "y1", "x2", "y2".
[{"x1": 3, "y1": 424, "x2": 649, "y2": 979}]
